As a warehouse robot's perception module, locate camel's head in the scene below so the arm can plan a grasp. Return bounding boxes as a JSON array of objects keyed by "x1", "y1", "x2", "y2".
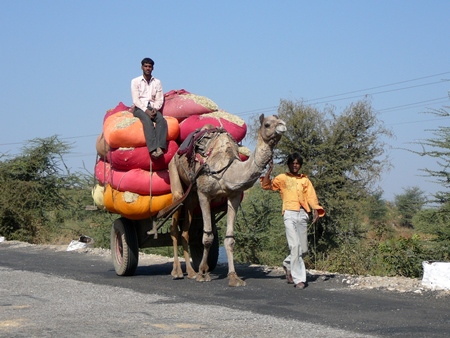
[{"x1": 259, "y1": 114, "x2": 287, "y2": 146}]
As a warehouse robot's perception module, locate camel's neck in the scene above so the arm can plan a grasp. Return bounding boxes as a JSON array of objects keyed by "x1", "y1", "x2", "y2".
[
  {"x1": 223, "y1": 135, "x2": 274, "y2": 190},
  {"x1": 247, "y1": 135, "x2": 274, "y2": 172}
]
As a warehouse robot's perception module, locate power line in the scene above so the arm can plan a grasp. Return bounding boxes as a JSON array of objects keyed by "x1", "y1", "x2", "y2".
[
  {"x1": 387, "y1": 116, "x2": 450, "y2": 126},
  {"x1": 310, "y1": 80, "x2": 448, "y2": 106},
  {"x1": 236, "y1": 71, "x2": 450, "y2": 117},
  {"x1": 61, "y1": 134, "x2": 98, "y2": 140},
  {"x1": 378, "y1": 97, "x2": 449, "y2": 114},
  {"x1": 0, "y1": 134, "x2": 99, "y2": 147},
  {"x1": 305, "y1": 71, "x2": 450, "y2": 102}
]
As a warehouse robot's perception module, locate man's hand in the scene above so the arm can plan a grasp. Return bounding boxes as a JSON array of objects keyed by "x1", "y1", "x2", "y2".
[
  {"x1": 145, "y1": 108, "x2": 157, "y2": 119},
  {"x1": 265, "y1": 160, "x2": 273, "y2": 175},
  {"x1": 312, "y1": 209, "x2": 319, "y2": 224}
]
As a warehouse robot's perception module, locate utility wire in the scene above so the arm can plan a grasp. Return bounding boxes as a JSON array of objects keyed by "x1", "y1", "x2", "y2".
[
  {"x1": 306, "y1": 80, "x2": 448, "y2": 106},
  {"x1": 305, "y1": 71, "x2": 450, "y2": 102},
  {"x1": 387, "y1": 117, "x2": 450, "y2": 126},
  {"x1": 378, "y1": 97, "x2": 449, "y2": 113},
  {"x1": 236, "y1": 72, "x2": 450, "y2": 117}
]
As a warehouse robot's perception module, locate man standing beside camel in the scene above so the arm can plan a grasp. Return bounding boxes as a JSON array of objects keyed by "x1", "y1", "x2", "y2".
[{"x1": 261, "y1": 152, "x2": 325, "y2": 289}]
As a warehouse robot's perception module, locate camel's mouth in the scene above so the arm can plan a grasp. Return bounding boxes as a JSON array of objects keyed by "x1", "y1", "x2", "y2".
[{"x1": 276, "y1": 122, "x2": 287, "y2": 134}]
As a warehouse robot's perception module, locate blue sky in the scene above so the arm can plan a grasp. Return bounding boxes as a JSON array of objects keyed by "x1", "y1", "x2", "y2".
[{"x1": 0, "y1": 1, "x2": 449, "y2": 202}]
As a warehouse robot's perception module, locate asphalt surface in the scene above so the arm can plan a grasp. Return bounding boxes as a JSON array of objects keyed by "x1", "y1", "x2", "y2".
[{"x1": 1, "y1": 242, "x2": 449, "y2": 337}]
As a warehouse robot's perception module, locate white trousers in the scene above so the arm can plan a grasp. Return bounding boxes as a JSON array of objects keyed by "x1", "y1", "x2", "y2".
[{"x1": 282, "y1": 209, "x2": 309, "y2": 284}]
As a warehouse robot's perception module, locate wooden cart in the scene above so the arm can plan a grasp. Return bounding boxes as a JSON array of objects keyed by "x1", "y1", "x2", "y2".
[{"x1": 110, "y1": 196, "x2": 226, "y2": 276}]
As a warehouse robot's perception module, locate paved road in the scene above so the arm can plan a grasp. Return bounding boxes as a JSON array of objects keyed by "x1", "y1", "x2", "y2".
[{"x1": 0, "y1": 242, "x2": 449, "y2": 337}]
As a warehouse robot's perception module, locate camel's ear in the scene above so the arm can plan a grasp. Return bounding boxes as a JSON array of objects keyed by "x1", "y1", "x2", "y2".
[{"x1": 259, "y1": 114, "x2": 265, "y2": 125}]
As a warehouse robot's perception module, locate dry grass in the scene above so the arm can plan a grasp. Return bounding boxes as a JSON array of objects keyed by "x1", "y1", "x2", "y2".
[{"x1": 183, "y1": 94, "x2": 218, "y2": 110}]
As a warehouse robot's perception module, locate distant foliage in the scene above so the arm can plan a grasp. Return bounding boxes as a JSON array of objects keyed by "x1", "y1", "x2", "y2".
[
  {"x1": 366, "y1": 191, "x2": 389, "y2": 223},
  {"x1": 0, "y1": 136, "x2": 111, "y2": 244},
  {"x1": 414, "y1": 107, "x2": 450, "y2": 205},
  {"x1": 394, "y1": 187, "x2": 426, "y2": 228},
  {"x1": 0, "y1": 136, "x2": 73, "y2": 241},
  {"x1": 408, "y1": 106, "x2": 450, "y2": 261}
]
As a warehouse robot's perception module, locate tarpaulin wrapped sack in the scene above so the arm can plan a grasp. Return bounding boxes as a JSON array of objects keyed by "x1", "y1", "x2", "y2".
[
  {"x1": 94, "y1": 159, "x2": 112, "y2": 185},
  {"x1": 95, "y1": 160, "x2": 171, "y2": 195},
  {"x1": 214, "y1": 110, "x2": 247, "y2": 142},
  {"x1": 103, "y1": 184, "x2": 172, "y2": 220},
  {"x1": 103, "y1": 111, "x2": 145, "y2": 148},
  {"x1": 102, "y1": 184, "x2": 117, "y2": 214},
  {"x1": 91, "y1": 184, "x2": 105, "y2": 210},
  {"x1": 95, "y1": 133, "x2": 110, "y2": 159},
  {"x1": 108, "y1": 139, "x2": 179, "y2": 171},
  {"x1": 104, "y1": 102, "x2": 131, "y2": 122},
  {"x1": 103, "y1": 112, "x2": 180, "y2": 148},
  {"x1": 238, "y1": 146, "x2": 251, "y2": 161},
  {"x1": 110, "y1": 169, "x2": 170, "y2": 196},
  {"x1": 178, "y1": 110, "x2": 247, "y2": 143},
  {"x1": 165, "y1": 116, "x2": 181, "y2": 141},
  {"x1": 161, "y1": 89, "x2": 218, "y2": 122}
]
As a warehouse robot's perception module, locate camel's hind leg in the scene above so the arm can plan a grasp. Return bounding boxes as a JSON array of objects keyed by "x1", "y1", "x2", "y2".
[
  {"x1": 180, "y1": 194, "x2": 198, "y2": 279},
  {"x1": 168, "y1": 158, "x2": 185, "y2": 279}
]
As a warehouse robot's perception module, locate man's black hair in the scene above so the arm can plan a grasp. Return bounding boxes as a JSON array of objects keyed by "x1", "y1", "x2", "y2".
[
  {"x1": 287, "y1": 152, "x2": 303, "y2": 166},
  {"x1": 141, "y1": 57, "x2": 155, "y2": 66}
]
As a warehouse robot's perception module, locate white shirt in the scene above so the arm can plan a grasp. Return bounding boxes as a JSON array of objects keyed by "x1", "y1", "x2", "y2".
[{"x1": 131, "y1": 75, "x2": 164, "y2": 112}]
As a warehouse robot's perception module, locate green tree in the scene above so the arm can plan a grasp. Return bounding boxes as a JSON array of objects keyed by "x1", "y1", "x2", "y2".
[
  {"x1": 394, "y1": 186, "x2": 426, "y2": 228},
  {"x1": 415, "y1": 107, "x2": 450, "y2": 205},
  {"x1": 414, "y1": 205, "x2": 450, "y2": 241},
  {"x1": 367, "y1": 190, "x2": 389, "y2": 223},
  {"x1": 409, "y1": 106, "x2": 450, "y2": 260},
  {"x1": 249, "y1": 98, "x2": 392, "y2": 260},
  {"x1": 0, "y1": 136, "x2": 86, "y2": 242}
]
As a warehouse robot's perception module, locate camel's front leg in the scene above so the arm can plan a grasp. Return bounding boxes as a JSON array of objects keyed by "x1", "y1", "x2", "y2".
[
  {"x1": 170, "y1": 209, "x2": 184, "y2": 279},
  {"x1": 196, "y1": 193, "x2": 212, "y2": 282},
  {"x1": 225, "y1": 195, "x2": 246, "y2": 287}
]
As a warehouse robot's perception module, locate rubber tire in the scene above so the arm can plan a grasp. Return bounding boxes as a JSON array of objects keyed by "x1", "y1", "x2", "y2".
[
  {"x1": 111, "y1": 217, "x2": 139, "y2": 276},
  {"x1": 189, "y1": 222, "x2": 219, "y2": 272}
]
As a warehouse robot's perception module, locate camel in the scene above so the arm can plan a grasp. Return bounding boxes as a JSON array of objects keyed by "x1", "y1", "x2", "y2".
[{"x1": 168, "y1": 114, "x2": 286, "y2": 286}]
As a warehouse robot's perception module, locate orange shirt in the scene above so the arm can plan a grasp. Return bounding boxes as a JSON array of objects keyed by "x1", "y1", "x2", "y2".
[{"x1": 261, "y1": 172, "x2": 325, "y2": 216}]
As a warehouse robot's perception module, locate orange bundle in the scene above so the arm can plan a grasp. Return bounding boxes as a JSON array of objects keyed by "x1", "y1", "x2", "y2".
[
  {"x1": 103, "y1": 111, "x2": 180, "y2": 148},
  {"x1": 103, "y1": 185, "x2": 172, "y2": 220}
]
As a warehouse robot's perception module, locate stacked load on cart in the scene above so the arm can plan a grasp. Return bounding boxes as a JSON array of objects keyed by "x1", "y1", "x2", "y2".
[{"x1": 92, "y1": 89, "x2": 250, "y2": 219}]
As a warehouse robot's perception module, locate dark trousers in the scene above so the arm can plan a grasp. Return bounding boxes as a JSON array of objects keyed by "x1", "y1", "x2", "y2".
[{"x1": 133, "y1": 108, "x2": 168, "y2": 153}]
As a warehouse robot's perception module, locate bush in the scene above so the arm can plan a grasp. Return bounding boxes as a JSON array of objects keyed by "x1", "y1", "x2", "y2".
[{"x1": 231, "y1": 185, "x2": 287, "y2": 266}]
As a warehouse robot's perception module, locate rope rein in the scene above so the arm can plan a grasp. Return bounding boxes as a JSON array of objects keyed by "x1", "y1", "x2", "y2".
[{"x1": 149, "y1": 155, "x2": 153, "y2": 215}]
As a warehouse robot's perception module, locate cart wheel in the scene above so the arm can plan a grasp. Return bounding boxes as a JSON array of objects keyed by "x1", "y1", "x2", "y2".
[
  {"x1": 189, "y1": 224, "x2": 219, "y2": 272},
  {"x1": 111, "y1": 217, "x2": 139, "y2": 276}
]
